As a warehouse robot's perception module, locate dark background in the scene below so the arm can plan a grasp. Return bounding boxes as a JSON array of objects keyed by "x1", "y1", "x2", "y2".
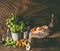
[{"x1": 0, "y1": 0, "x2": 60, "y2": 34}]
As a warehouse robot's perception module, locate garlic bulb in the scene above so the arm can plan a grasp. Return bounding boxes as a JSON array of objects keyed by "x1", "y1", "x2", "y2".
[{"x1": 26, "y1": 43, "x2": 30, "y2": 51}]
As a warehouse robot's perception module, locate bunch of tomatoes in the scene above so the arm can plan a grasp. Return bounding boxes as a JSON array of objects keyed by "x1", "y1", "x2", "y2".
[{"x1": 5, "y1": 38, "x2": 28, "y2": 48}]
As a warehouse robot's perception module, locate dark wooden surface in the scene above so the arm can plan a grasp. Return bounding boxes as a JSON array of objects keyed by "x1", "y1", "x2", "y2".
[
  {"x1": 0, "y1": 46, "x2": 60, "y2": 51},
  {"x1": 0, "y1": 32, "x2": 60, "y2": 51}
]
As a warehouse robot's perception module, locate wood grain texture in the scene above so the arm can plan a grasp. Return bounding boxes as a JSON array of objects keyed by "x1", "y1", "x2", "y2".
[
  {"x1": 0, "y1": 0, "x2": 59, "y2": 34},
  {"x1": 0, "y1": 0, "x2": 29, "y2": 34},
  {"x1": 0, "y1": 0, "x2": 48, "y2": 34}
]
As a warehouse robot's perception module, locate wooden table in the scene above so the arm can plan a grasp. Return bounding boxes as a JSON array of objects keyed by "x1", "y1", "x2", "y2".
[
  {"x1": 0, "y1": 45, "x2": 60, "y2": 51},
  {"x1": 0, "y1": 31, "x2": 60, "y2": 51}
]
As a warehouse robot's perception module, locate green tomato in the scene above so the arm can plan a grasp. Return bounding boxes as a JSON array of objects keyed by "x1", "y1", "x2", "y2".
[
  {"x1": 10, "y1": 23, "x2": 13, "y2": 25},
  {"x1": 11, "y1": 17, "x2": 14, "y2": 20},
  {"x1": 10, "y1": 38, "x2": 13, "y2": 42},
  {"x1": 11, "y1": 42, "x2": 14, "y2": 45},
  {"x1": 12, "y1": 45, "x2": 16, "y2": 48},
  {"x1": 6, "y1": 40, "x2": 9, "y2": 43},
  {"x1": 5, "y1": 43, "x2": 9, "y2": 46},
  {"x1": 7, "y1": 25, "x2": 11, "y2": 28}
]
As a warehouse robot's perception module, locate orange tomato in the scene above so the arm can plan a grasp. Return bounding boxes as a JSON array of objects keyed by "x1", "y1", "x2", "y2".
[
  {"x1": 31, "y1": 27, "x2": 36, "y2": 33},
  {"x1": 40, "y1": 27, "x2": 44, "y2": 30},
  {"x1": 22, "y1": 44, "x2": 25, "y2": 47}
]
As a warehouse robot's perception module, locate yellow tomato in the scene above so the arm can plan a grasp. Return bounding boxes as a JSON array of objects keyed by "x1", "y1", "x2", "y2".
[
  {"x1": 19, "y1": 44, "x2": 21, "y2": 47},
  {"x1": 16, "y1": 43, "x2": 19, "y2": 46},
  {"x1": 16, "y1": 41, "x2": 19, "y2": 44},
  {"x1": 23, "y1": 42, "x2": 26, "y2": 46},
  {"x1": 36, "y1": 27, "x2": 40, "y2": 31}
]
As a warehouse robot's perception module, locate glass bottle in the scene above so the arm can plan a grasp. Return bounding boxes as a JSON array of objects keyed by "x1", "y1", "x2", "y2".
[
  {"x1": 49, "y1": 13, "x2": 54, "y2": 28},
  {"x1": 24, "y1": 22, "x2": 30, "y2": 39},
  {"x1": 48, "y1": 13, "x2": 55, "y2": 33},
  {"x1": 2, "y1": 34, "x2": 6, "y2": 45},
  {"x1": 6, "y1": 29, "x2": 10, "y2": 40}
]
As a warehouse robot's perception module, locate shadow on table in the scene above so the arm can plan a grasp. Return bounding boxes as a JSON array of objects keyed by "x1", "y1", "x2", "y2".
[{"x1": 31, "y1": 38, "x2": 60, "y2": 48}]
